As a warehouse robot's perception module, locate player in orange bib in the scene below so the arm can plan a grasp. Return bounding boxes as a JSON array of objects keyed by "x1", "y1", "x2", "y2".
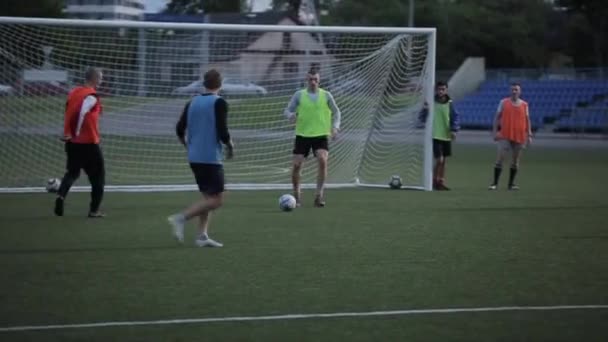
[{"x1": 489, "y1": 83, "x2": 532, "y2": 190}]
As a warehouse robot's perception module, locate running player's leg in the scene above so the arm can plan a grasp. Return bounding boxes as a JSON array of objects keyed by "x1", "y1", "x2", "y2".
[
  {"x1": 432, "y1": 139, "x2": 442, "y2": 189},
  {"x1": 194, "y1": 165, "x2": 224, "y2": 247},
  {"x1": 312, "y1": 136, "x2": 329, "y2": 207},
  {"x1": 490, "y1": 140, "x2": 509, "y2": 190},
  {"x1": 292, "y1": 136, "x2": 310, "y2": 206},
  {"x1": 55, "y1": 142, "x2": 82, "y2": 216},
  {"x1": 435, "y1": 140, "x2": 452, "y2": 190},
  {"x1": 83, "y1": 144, "x2": 105, "y2": 217},
  {"x1": 194, "y1": 193, "x2": 224, "y2": 247},
  {"x1": 508, "y1": 141, "x2": 524, "y2": 190},
  {"x1": 169, "y1": 163, "x2": 224, "y2": 247}
]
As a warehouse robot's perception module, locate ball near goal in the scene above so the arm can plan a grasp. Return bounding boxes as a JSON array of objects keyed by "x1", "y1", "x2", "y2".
[
  {"x1": 389, "y1": 175, "x2": 402, "y2": 189},
  {"x1": 279, "y1": 194, "x2": 297, "y2": 212}
]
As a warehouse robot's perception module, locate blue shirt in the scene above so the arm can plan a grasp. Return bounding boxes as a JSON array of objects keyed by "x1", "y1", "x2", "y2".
[{"x1": 186, "y1": 94, "x2": 223, "y2": 164}]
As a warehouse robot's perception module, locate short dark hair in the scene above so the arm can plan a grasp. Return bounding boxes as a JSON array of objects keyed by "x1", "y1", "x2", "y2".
[
  {"x1": 85, "y1": 67, "x2": 101, "y2": 82},
  {"x1": 436, "y1": 81, "x2": 448, "y2": 88},
  {"x1": 203, "y1": 69, "x2": 222, "y2": 89},
  {"x1": 511, "y1": 82, "x2": 521, "y2": 88},
  {"x1": 308, "y1": 67, "x2": 320, "y2": 75}
]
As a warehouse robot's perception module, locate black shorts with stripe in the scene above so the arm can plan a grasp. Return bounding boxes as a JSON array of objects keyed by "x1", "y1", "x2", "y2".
[{"x1": 190, "y1": 163, "x2": 225, "y2": 195}]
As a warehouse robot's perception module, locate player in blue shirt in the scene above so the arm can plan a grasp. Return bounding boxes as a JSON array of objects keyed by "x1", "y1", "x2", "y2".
[{"x1": 168, "y1": 69, "x2": 234, "y2": 248}]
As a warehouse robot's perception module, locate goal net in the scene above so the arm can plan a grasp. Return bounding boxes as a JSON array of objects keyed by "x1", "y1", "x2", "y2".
[{"x1": 0, "y1": 17, "x2": 436, "y2": 192}]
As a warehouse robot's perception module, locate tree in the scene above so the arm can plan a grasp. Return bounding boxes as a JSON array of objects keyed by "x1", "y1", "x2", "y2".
[
  {"x1": 321, "y1": 0, "x2": 554, "y2": 69},
  {"x1": 555, "y1": 0, "x2": 608, "y2": 67},
  {"x1": 0, "y1": 0, "x2": 64, "y2": 72},
  {"x1": 0, "y1": 0, "x2": 63, "y2": 18},
  {"x1": 165, "y1": 0, "x2": 245, "y2": 14}
]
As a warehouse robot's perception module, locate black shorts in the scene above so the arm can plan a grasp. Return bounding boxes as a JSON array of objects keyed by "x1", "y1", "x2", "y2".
[
  {"x1": 293, "y1": 135, "x2": 328, "y2": 158},
  {"x1": 65, "y1": 142, "x2": 105, "y2": 179},
  {"x1": 190, "y1": 163, "x2": 225, "y2": 195},
  {"x1": 433, "y1": 139, "x2": 452, "y2": 158}
]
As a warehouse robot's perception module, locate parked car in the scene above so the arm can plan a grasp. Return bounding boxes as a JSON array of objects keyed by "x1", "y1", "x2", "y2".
[
  {"x1": 22, "y1": 81, "x2": 69, "y2": 96},
  {"x1": 172, "y1": 78, "x2": 268, "y2": 97},
  {"x1": 0, "y1": 84, "x2": 14, "y2": 96}
]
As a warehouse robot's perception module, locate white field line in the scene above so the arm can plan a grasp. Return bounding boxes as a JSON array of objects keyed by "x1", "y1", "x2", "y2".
[{"x1": 1, "y1": 305, "x2": 607, "y2": 332}]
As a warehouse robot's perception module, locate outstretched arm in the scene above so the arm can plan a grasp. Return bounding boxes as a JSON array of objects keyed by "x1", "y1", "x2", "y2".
[
  {"x1": 326, "y1": 92, "x2": 341, "y2": 132},
  {"x1": 492, "y1": 100, "x2": 503, "y2": 140},
  {"x1": 283, "y1": 91, "x2": 300, "y2": 121}
]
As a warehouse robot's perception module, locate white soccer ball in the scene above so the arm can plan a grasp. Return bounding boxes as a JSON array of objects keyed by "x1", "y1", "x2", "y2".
[
  {"x1": 46, "y1": 178, "x2": 61, "y2": 193},
  {"x1": 389, "y1": 175, "x2": 402, "y2": 189},
  {"x1": 279, "y1": 194, "x2": 297, "y2": 211}
]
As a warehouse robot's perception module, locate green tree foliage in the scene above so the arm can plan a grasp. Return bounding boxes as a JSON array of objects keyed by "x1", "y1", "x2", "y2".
[
  {"x1": 0, "y1": 0, "x2": 63, "y2": 18},
  {"x1": 323, "y1": 0, "x2": 554, "y2": 69},
  {"x1": 555, "y1": 0, "x2": 608, "y2": 66},
  {"x1": 0, "y1": 0, "x2": 63, "y2": 71}
]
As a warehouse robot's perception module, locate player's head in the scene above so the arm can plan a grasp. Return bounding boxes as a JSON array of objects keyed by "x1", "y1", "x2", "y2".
[
  {"x1": 203, "y1": 69, "x2": 222, "y2": 92},
  {"x1": 435, "y1": 81, "x2": 448, "y2": 97},
  {"x1": 85, "y1": 67, "x2": 103, "y2": 88},
  {"x1": 510, "y1": 82, "x2": 521, "y2": 100},
  {"x1": 306, "y1": 68, "x2": 320, "y2": 91}
]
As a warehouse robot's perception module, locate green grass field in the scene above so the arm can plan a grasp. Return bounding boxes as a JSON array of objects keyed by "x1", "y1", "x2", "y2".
[
  {"x1": 0, "y1": 92, "x2": 419, "y2": 132},
  {"x1": 0, "y1": 95, "x2": 169, "y2": 127},
  {"x1": 1, "y1": 144, "x2": 608, "y2": 341}
]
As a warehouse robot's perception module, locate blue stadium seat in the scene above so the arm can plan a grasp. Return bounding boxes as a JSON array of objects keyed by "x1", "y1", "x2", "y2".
[{"x1": 456, "y1": 79, "x2": 608, "y2": 131}]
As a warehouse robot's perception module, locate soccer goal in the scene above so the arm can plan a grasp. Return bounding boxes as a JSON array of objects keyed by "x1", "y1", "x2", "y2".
[{"x1": 0, "y1": 17, "x2": 436, "y2": 193}]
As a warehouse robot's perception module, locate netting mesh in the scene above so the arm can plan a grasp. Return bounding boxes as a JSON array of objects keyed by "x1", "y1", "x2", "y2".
[{"x1": 0, "y1": 19, "x2": 434, "y2": 191}]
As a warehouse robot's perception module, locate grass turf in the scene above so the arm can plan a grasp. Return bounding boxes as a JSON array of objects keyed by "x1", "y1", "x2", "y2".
[{"x1": 0, "y1": 144, "x2": 607, "y2": 341}]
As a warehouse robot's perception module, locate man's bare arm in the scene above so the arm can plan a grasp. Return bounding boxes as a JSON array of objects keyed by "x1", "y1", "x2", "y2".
[{"x1": 492, "y1": 100, "x2": 503, "y2": 139}]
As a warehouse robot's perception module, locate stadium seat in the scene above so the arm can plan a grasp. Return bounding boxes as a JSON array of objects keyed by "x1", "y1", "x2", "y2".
[{"x1": 456, "y1": 79, "x2": 608, "y2": 130}]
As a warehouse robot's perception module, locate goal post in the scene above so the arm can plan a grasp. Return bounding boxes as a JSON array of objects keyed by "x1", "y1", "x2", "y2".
[{"x1": 0, "y1": 16, "x2": 436, "y2": 193}]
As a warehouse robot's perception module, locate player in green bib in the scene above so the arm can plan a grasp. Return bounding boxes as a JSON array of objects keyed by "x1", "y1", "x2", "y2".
[
  {"x1": 284, "y1": 68, "x2": 341, "y2": 207},
  {"x1": 419, "y1": 81, "x2": 460, "y2": 190}
]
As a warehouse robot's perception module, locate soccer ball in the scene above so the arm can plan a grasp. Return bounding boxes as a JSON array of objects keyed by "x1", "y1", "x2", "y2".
[
  {"x1": 388, "y1": 175, "x2": 402, "y2": 189},
  {"x1": 279, "y1": 194, "x2": 297, "y2": 211},
  {"x1": 46, "y1": 178, "x2": 61, "y2": 193}
]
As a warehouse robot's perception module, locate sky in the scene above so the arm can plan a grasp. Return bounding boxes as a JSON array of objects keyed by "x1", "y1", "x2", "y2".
[{"x1": 142, "y1": 0, "x2": 273, "y2": 13}]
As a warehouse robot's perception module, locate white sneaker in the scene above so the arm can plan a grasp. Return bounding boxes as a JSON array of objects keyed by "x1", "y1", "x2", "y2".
[
  {"x1": 488, "y1": 184, "x2": 497, "y2": 190},
  {"x1": 167, "y1": 214, "x2": 185, "y2": 243},
  {"x1": 195, "y1": 237, "x2": 223, "y2": 248}
]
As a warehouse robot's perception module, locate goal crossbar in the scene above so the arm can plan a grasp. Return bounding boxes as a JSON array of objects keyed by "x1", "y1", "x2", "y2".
[{"x1": 0, "y1": 16, "x2": 436, "y2": 34}]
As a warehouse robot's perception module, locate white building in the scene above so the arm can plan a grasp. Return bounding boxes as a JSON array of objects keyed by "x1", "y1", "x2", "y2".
[{"x1": 63, "y1": 0, "x2": 145, "y2": 21}]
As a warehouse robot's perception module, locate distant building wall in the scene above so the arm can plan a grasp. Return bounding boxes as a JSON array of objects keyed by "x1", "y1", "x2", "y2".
[{"x1": 64, "y1": 0, "x2": 145, "y2": 21}]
